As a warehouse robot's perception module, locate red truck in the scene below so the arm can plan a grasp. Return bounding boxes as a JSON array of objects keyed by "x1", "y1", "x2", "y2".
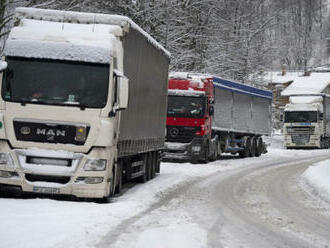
[{"x1": 164, "y1": 72, "x2": 272, "y2": 162}]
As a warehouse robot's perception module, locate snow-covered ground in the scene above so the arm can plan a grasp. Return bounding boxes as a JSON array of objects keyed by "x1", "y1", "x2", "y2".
[
  {"x1": 1, "y1": 143, "x2": 330, "y2": 247},
  {"x1": 302, "y1": 159, "x2": 330, "y2": 203}
]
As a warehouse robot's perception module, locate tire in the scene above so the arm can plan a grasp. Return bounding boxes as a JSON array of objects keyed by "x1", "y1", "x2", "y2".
[
  {"x1": 156, "y1": 152, "x2": 160, "y2": 173},
  {"x1": 239, "y1": 137, "x2": 251, "y2": 158},
  {"x1": 114, "y1": 160, "x2": 123, "y2": 194},
  {"x1": 217, "y1": 138, "x2": 222, "y2": 159},
  {"x1": 99, "y1": 171, "x2": 115, "y2": 203},
  {"x1": 146, "y1": 152, "x2": 152, "y2": 181},
  {"x1": 255, "y1": 137, "x2": 263, "y2": 157},
  {"x1": 250, "y1": 137, "x2": 257, "y2": 157},
  {"x1": 151, "y1": 152, "x2": 156, "y2": 179},
  {"x1": 209, "y1": 140, "x2": 217, "y2": 162}
]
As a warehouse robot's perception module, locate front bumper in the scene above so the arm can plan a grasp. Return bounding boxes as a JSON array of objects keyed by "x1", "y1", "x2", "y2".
[
  {"x1": 284, "y1": 134, "x2": 321, "y2": 148},
  {"x1": 163, "y1": 137, "x2": 208, "y2": 162},
  {"x1": 0, "y1": 146, "x2": 113, "y2": 198}
]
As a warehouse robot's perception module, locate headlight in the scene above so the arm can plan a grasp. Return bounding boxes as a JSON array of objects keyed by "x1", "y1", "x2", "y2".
[
  {"x1": 75, "y1": 177, "x2": 103, "y2": 184},
  {"x1": 0, "y1": 152, "x2": 14, "y2": 168},
  {"x1": 192, "y1": 146, "x2": 201, "y2": 152},
  {"x1": 0, "y1": 170, "x2": 19, "y2": 178},
  {"x1": 83, "y1": 159, "x2": 107, "y2": 171}
]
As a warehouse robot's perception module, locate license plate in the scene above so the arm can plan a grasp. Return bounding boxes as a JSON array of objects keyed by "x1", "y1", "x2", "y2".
[{"x1": 33, "y1": 186, "x2": 60, "y2": 194}]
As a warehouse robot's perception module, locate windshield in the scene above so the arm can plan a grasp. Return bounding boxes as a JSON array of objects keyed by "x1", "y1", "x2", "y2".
[
  {"x1": 167, "y1": 95, "x2": 206, "y2": 118},
  {"x1": 2, "y1": 57, "x2": 110, "y2": 108},
  {"x1": 284, "y1": 111, "x2": 317, "y2": 123}
]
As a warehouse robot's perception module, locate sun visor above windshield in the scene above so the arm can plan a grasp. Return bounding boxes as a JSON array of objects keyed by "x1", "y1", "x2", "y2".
[{"x1": 4, "y1": 24, "x2": 115, "y2": 64}]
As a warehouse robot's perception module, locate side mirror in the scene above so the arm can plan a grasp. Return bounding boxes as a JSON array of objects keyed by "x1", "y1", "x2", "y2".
[
  {"x1": 320, "y1": 113, "x2": 324, "y2": 121},
  {"x1": 109, "y1": 74, "x2": 129, "y2": 117},
  {"x1": 118, "y1": 75, "x2": 129, "y2": 109},
  {"x1": 209, "y1": 106, "x2": 214, "y2": 116},
  {"x1": 0, "y1": 61, "x2": 8, "y2": 73}
]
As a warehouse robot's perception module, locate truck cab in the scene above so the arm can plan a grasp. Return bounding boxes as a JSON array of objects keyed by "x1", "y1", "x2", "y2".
[
  {"x1": 283, "y1": 96, "x2": 326, "y2": 148},
  {"x1": 165, "y1": 72, "x2": 214, "y2": 161},
  {"x1": 0, "y1": 7, "x2": 169, "y2": 200}
]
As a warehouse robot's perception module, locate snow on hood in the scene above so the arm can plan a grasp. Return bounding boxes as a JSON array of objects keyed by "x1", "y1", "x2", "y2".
[
  {"x1": 4, "y1": 19, "x2": 116, "y2": 64},
  {"x1": 15, "y1": 7, "x2": 170, "y2": 58},
  {"x1": 281, "y1": 73, "x2": 330, "y2": 96}
]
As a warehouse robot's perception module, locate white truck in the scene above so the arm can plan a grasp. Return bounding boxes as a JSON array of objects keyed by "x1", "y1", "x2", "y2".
[
  {"x1": 283, "y1": 94, "x2": 330, "y2": 149},
  {"x1": 0, "y1": 8, "x2": 170, "y2": 201}
]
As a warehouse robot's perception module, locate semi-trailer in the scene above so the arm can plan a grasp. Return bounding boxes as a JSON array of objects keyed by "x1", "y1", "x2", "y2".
[
  {"x1": 164, "y1": 73, "x2": 272, "y2": 162},
  {"x1": 0, "y1": 8, "x2": 170, "y2": 201},
  {"x1": 283, "y1": 94, "x2": 330, "y2": 149}
]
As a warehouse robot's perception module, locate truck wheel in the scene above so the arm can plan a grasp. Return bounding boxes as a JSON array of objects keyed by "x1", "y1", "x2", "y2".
[
  {"x1": 147, "y1": 152, "x2": 152, "y2": 181},
  {"x1": 255, "y1": 137, "x2": 263, "y2": 157},
  {"x1": 150, "y1": 152, "x2": 156, "y2": 179},
  {"x1": 209, "y1": 144, "x2": 217, "y2": 162},
  {"x1": 99, "y1": 172, "x2": 115, "y2": 203},
  {"x1": 156, "y1": 152, "x2": 161, "y2": 173},
  {"x1": 250, "y1": 137, "x2": 257, "y2": 157},
  {"x1": 115, "y1": 160, "x2": 123, "y2": 194},
  {"x1": 217, "y1": 138, "x2": 222, "y2": 159}
]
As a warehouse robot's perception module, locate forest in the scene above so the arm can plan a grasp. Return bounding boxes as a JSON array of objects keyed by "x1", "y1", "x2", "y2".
[{"x1": 0, "y1": 0, "x2": 329, "y2": 83}]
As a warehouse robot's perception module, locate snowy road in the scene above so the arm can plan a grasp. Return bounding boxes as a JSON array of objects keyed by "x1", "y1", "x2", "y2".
[
  {"x1": 1, "y1": 149, "x2": 330, "y2": 248},
  {"x1": 97, "y1": 150, "x2": 330, "y2": 248}
]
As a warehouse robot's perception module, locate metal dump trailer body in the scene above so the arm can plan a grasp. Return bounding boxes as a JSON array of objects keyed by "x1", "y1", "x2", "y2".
[{"x1": 213, "y1": 77, "x2": 272, "y2": 136}]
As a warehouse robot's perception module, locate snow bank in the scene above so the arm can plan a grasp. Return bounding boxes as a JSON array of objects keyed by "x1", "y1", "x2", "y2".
[{"x1": 302, "y1": 160, "x2": 330, "y2": 202}]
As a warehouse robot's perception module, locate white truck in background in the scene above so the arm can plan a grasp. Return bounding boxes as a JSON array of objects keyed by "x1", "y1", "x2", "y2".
[
  {"x1": 283, "y1": 94, "x2": 330, "y2": 149},
  {"x1": 0, "y1": 8, "x2": 170, "y2": 201}
]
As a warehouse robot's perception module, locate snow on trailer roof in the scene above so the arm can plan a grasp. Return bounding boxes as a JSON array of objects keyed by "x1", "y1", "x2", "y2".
[
  {"x1": 281, "y1": 73, "x2": 330, "y2": 96},
  {"x1": 15, "y1": 7, "x2": 170, "y2": 58},
  {"x1": 213, "y1": 77, "x2": 272, "y2": 100}
]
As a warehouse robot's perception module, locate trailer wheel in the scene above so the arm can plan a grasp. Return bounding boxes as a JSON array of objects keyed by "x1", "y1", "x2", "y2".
[
  {"x1": 250, "y1": 137, "x2": 257, "y2": 157},
  {"x1": 255, "y1": 137, "x2": 263, "y2": 157},
  {"x1": 217, "y1": 138, "x2": 222, "y2": 159},
  {"x1": 239, "y1": 137, "x2": 251, "y2": 158},
  {"x1": 156, "y1": 151, "x2": 161, "y2": 173}
]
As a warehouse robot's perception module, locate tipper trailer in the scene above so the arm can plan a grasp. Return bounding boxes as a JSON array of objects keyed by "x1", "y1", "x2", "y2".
[
  {"x1": 164, "y1": 73, "x2": 272, "y2": 162},
  {"x1": 283, "y1": 94, "x2": 330, "y2": 149},
  {"x1": 0, "y1": 8, "x2": 170, "y2": 201}
]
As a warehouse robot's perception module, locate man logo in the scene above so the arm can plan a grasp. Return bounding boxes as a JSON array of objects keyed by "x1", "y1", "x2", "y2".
[{"x1": 20, "y1": 126, "x2": 31, "y2": 135}]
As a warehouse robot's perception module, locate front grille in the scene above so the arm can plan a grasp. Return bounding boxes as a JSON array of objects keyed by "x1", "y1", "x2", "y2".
[
  {"x1": 287, "y1": 126, "x2": 315, "y2": 135},
  {"x1": 166, "y1": 126, "x2": 200, "y2": 143},
  {"x1": 13, "y1": 120, "x2": 90, "y2": 145},
  {"x1": 25, "y1": 174, "x2": 71, "y2": 184},
  {"x1": 26, "y1": 156, "x2": 72, "y2": 167},
  {"x1": 291, "y1": 135, "x2": 310, "y2": 145}
]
